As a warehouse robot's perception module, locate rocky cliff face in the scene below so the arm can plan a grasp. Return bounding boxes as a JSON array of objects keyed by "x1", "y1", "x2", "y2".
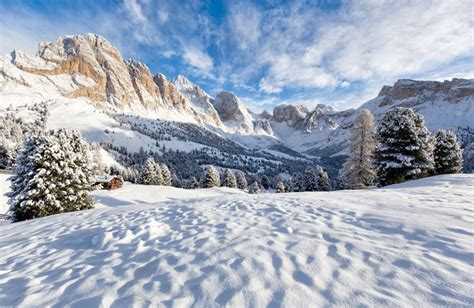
[
  {"x1": 377, "y1": 78, "x2": 474, "y2": 107},
  {"x1": 212, "y1": 91, "x2": 273, "y2": 135},
  {"x1": 5, "y1": 34, "x2": 196, "y2": 113},
  {"x1": 171, "y1": 75, "x2": 222, "y2": 127},
  {"x1": 273, "y1": 104, "x2": 308, "y2": 128}
]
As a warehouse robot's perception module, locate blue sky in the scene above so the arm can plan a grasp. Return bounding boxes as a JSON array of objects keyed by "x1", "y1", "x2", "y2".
[{"x1": 1, "y1": 0, "x2": 473, "y2": 112}]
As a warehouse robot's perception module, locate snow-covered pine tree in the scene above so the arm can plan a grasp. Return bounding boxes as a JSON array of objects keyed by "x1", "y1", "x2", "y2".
[
  {"x1": 303, "y1": 167, "x2": 318, "y2": 191},
  {"x1": 375, "y1": 107, "x2": 434, "y2": 186},
  {"x1": 139, "y1": 158, "x2": 160, "y2": 185},
  {"x1": 292, "y1": 173, "x2": 304, "y2": 192},
  {"x1": 222, "y1": 169, "x2": 237, "y2": 188},
  {"x1": 160, "y1": 163, "x2": 172, "y2": 186},
  {"x1": 276, "y1": 181, "x2": 285, "y2": 193},
  {"x1": 189, "y1": 176, "x2": 199, "y2": 189},
  {"x1": 154, "y1": 163, "x2": 163, "y2": 185},
  {"x1": 202, "y1": 165, "x2": 220, "y2": 188},
  {"x1": 248, "y1": 181, "x2": 260, "y2": 194},
  {"x1": 303, "y1": 166, "x2": 331, "y2": 191},
  {"x1": 261, "y1": 175, "x2": 271, "y2": 190},
  {"x1": 235, "y1": 170, "x2": 248, "y2": 189},
  {"x1": 339, "y1": 109, "x2": 376, "y2": 189},
  {"x1": 433, "y1": 129, "x2": 463, "y2": 174},
  {"x1": 8, "y1": 131, "x2": 50, "y2": 221},
  {"x1": 56, "y1": 129, "x2": 95, "y2": 213},
  {"x1": 0, "y1": 139, "x2": 14, "y2": 169},
  {"x1": 316, "y1": 166, "x2": 331, "y2": 191},
  {"x1": 8, "y1": 129, "x2": 94, "y2": 222}
]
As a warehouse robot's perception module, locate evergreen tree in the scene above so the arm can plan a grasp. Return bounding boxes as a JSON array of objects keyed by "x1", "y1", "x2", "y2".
[
  {"x1": 303, "y1": 167, "x2": 318, "y2": 191},
  {"x1": 202, "y1": 165, "x2": 220, "y2": 188},
  {"x1": 375, "y1": 108, "x2": 434, "y2": 186},
  {"x1": 0, "y1": 139, "x2": 14, "y2": 169},
  {"x1": 433, "y1": 129, "x2": 463, "y2": 174},
  {"x1": 283, "y1": 178, "x2": 292, "y2": 192},
  {"x1": 139, "y1": 158, "x2": 160, "y2": 185},
  {"x1": 154, "y1": 163, "x2": 163, "y2": 185},
  {"x1": 303, "y1": 166, "x2": 331, "y2": 191},
  {"x1": 8, "y1": 129, "x2": 94, "y2": 222},
  {"x1": 276, "y1": 181, "x2": 285, "y2": 193},
  {"x1": 57, "y1": 129, "x2": 95, "y2": 212},
  {"x1": 160, "y1": 163, "x2": 172, "y2": 186},
  {"x1": 292, "y1": 173, "x2": 304, "y2": 192},
  {"x1": 189, "y1": 176, "x2": 199, "y2": 189},
  {"x1": 222, "y1": 169, "x2": 237, "y2": 188},
  {"x1": 248, "y1": 181, "x2": 260, "y2": 194},
  {"x1": 339, "y1": 109, "x2": 376, "y2": 189},
  {"x1": 261, "y1": 175, "x2": 271, "y2": 190},
  {"x1": 316, "y1": 167, "x2": 331, "y2": 191},
  {"x1": 235, "y1": 170, "x2": 248, "y2": 189}
]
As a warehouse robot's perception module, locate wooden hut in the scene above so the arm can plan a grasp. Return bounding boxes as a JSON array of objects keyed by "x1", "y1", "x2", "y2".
[{"x1": 94, "y1": 175, "x2": 123, "y2": 190}]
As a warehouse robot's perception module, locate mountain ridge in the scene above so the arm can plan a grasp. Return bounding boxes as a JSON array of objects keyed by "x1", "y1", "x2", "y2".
[{"x1": 1, "y1": 33, "x2": 473, "y2": 172}]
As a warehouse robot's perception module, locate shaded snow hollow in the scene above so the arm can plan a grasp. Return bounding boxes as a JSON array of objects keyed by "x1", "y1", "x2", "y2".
[{"x1": 0, "y1": 175, "x2": 473, "y2": 306}]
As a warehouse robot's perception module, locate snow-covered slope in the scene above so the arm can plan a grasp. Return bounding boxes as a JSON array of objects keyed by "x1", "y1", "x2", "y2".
[{"x1": 0, "y1": 174, "x2": 473, "y2": 306}]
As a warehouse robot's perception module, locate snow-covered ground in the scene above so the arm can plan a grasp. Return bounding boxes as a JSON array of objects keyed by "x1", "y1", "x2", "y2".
[{"x1": 0, "y1": 175, "x2": 473, "y2": 306}]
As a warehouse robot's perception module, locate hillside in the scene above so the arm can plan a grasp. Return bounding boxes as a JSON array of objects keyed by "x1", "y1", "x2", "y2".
[{"x1": 0, "y1": 174, "x2": 472, "y2": 306}]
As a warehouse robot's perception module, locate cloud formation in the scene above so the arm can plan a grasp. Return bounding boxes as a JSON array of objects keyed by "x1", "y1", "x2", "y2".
[{"x1": 0, "y1": 0, "x2": 472, "y2": 112}]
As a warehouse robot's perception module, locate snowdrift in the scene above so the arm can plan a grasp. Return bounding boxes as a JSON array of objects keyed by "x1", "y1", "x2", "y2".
[{"x1": 0, "y1": 175, "x2": 473, "y2": 306}]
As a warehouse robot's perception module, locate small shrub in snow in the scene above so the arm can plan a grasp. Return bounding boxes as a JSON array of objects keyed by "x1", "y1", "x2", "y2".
[
  {"x1": 202, "y1": 165, "x2": 220, "y2": 188},
  {"x1": 248, "y1": 181, "x2": 260, "y2": 194},
  {"x1": 375, "y1": 107, "x2": 434, "y2": 186},
  {"x1": 222, "y1": 169, "x2": 237, "y2": 188},
  {"x1": 434, "y1": 129, "x2": 463, "y2": 174}
]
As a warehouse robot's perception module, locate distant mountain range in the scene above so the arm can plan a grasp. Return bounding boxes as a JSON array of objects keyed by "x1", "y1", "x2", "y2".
[{"x1": 1, "y1": 34, "x2": 473, "y2": 175}]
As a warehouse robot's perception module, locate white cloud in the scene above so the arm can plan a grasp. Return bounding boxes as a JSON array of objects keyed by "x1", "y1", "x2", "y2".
[
  {"x1": 183, "y1": 48, "x2": 214, "y2": 72},
  {"x1": 123, "y1": 0, "x2": 148, "y2": 25},
  {"x1": 223, "y1": 0, "x2": 473, "y2": 100},
  {"x1": 259, "y1": 78, "x2": 282, "y2": 94}
]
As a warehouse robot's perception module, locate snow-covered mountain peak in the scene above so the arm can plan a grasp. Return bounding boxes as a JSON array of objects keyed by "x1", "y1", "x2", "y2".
[{"x1": 172, "y1": 75, "x2": 196, "y2": 91}]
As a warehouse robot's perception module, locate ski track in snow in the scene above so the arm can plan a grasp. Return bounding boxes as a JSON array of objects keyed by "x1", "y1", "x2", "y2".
[{"x1": 0, "y1": 175, "x2": 473, "y2": 307}]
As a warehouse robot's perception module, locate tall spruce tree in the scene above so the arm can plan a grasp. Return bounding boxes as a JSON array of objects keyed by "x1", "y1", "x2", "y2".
[
  {"x1": 235, "y1": 170, "x2": 248, "y2": 189},
  {"x1": 433, "y1": 129, "x2": 463, "y2": 174},
  {"x1": 202, "y1": 165, "x2": 220, "y2": 188},
  {"x1": 222, "y1": 169, "x2": 237, "y2": 188},
  {"x1": 375, "y1": 107, "x2": 434, "y2": 186},
  {"x1": 338, "y1": 109, "x2": 376, "y2": 189},
  {"x1": 8, "y1": 129, "x2": 94, "y2": 222}
]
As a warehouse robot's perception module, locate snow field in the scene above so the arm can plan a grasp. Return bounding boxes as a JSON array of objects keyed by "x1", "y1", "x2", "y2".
[{"x1": 0, "y1": 175, "x2": 473, "y2": 306}]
